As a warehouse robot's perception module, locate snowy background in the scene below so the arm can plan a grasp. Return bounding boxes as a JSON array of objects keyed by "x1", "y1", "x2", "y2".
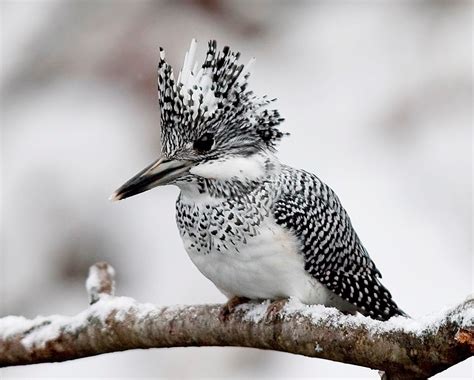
[{"x1": 1, "y1": 0, "x2": 472, "y2": 378}]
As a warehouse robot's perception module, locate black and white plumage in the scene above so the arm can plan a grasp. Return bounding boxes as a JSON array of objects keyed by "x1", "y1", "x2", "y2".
[{"x1": 112, "y1": 40, "x2": 405, "y2": 321}]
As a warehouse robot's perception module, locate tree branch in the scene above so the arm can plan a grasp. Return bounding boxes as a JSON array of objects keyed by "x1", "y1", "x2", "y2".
[{"x1": 1, "y1": 263, "x2": 472, "y2": 379}]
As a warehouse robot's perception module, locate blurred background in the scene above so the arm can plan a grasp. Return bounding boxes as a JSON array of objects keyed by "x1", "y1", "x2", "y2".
[{"x1": 0, "y1": 0, "x2": 472, "y2": 378}]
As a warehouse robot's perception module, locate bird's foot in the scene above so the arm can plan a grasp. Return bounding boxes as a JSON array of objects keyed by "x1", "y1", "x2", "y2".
[
  {"x1": 265, "y1": 298, "x2": 289, "y2": 324},
  {"x1": 219, "y1": 296, "x2": 249, "y2": 322}
]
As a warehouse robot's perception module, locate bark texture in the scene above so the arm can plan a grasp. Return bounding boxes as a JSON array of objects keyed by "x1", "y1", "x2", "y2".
[{"x1": 0, "y1": 262, "x2": 472, "y2": 379}]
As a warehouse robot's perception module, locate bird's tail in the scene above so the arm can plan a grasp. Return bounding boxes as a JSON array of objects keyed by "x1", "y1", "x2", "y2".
[{"x1": 393, "y1": 307, "x2": 410, "y2": 319}]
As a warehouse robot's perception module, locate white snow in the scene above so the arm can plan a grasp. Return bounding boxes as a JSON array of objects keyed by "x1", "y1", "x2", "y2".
[
  {"x1": 314, "y1": 343, "x2": 323, "y2": 353},
  {"x1": 20, "y1": 314, "x2": 71, "y2": 349},
  {"x1": 0, "y1": 316, "x2": 38, "y2": 339},
  {"x1": 85, "y1": 264, "x2": 116, "y2": 299},
  {"x1": 0, "y1": 296, "x2": 156, "y2": 349},
  {"x1": 240, "y1": 300, "x2": 271, "y2": 323},
  {"x1": 0, "y1": 295, "x2": 471, "y2": 361},
  {"x1": 240, "y1": 296, "x2": 473, "y2": 337}
]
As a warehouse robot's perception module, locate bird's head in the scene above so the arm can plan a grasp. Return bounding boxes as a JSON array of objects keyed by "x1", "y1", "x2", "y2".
[{"x1": 112, "y1": 39, "x2": 286, "y2": 201}]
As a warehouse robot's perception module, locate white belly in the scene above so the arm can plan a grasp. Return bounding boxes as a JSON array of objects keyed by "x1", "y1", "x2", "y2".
[{"x1": 184, "y1": 220, "x2": 351, "y2": 309}]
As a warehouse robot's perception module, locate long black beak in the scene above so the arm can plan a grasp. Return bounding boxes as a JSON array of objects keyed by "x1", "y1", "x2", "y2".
[{"x1": 110, "y1": 157, "x2": 192, "y2": 201}]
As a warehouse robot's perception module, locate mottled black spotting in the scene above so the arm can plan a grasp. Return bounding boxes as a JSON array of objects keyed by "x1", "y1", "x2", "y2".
[{"x1": 273, "y1": 168, "x2": 405, "y2": 321}]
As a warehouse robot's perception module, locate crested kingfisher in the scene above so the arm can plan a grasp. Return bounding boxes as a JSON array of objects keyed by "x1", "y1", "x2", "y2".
[{"x1": 112, "y1": 40, "x2": 406, "y2": 321}]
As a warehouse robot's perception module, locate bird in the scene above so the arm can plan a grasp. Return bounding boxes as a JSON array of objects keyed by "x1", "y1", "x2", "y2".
[{"x1": 111, "y1": 39, "x2": 406, "y2": 321}]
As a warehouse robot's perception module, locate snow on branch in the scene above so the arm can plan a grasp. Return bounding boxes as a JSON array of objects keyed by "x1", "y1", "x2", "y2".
[{"x1": 1, "y1": 263, "x2": 472, "y2": 379}]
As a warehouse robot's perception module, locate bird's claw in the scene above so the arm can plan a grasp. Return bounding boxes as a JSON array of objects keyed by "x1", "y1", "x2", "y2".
[
  {"x1": 219, "y1": 296, "x2": 249, "y2": 322},
  {"x1": 264, "y1": 299, "x2": 289, "y2": 323}
]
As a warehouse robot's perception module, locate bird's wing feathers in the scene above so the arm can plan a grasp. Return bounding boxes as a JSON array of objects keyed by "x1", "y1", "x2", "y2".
[{"x1": 273, "y1": 167, "x2": 404, "y2": 320}]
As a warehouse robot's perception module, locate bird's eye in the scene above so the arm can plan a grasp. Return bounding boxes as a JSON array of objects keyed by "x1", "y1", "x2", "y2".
[{"x1": 193, "y1": 133, "x2": 214, "y2": 153}]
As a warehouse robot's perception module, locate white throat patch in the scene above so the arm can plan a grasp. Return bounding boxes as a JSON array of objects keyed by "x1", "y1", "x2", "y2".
[{"x1": 190, "y1": 153, "x2": 268, "y2": 181}]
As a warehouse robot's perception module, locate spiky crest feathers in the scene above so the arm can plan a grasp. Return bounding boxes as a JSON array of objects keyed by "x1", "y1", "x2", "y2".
[{"x1": 157, "y1": 39, "x2": 286, "y2": 157}]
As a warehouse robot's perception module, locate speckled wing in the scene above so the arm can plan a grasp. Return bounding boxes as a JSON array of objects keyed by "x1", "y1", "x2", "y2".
[{"x1": 273, "y1": 167, "x2": 405, "y2": 321}]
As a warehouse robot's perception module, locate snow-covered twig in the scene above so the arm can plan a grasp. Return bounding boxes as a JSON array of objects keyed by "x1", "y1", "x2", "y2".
[
  {"x1": 85, "y1": 261, "x2": 115, "y2": 304},
  {"x1": 0, "y1": 263, "x2": 472, "y2": 379}
]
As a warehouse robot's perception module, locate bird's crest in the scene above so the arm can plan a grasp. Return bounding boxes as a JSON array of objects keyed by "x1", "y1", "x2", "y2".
[{"x1": 158, "y1": 39, "x2": 285, "y2": 156}]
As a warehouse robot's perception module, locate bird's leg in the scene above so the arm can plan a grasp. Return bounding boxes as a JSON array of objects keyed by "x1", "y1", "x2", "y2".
[
  {"x1": 219, "y1": 296, "x2": 249, "y2": 322},
  {"x1": 265, "y1": 298, "x2": 289, "y2": 323}
]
